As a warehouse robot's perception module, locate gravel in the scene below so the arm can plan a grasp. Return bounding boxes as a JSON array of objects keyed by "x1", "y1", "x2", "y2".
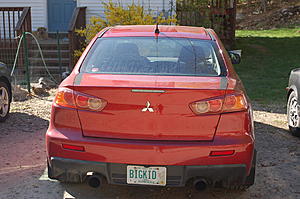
[{"x1": 0, "y1": 93, "x2": 299, "y2": 199}]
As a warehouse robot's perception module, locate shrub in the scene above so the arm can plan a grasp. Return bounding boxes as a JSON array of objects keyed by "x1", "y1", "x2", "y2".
[{"x1": 75, "y1": 1, "x2": 177, "y2": 57}]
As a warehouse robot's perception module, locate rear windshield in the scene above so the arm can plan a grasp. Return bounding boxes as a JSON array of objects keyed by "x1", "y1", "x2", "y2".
[{"x1": 80, "y1": 37, "x2": 226, "y2": 76}]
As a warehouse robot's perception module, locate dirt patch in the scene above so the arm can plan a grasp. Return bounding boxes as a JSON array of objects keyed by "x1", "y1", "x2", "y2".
[
  {"x1": 0, "y1": 95, "x2": 299, "y2": 199},
  {"x1": 237, "y1": 0, "x2": 300, "y2": 30}
]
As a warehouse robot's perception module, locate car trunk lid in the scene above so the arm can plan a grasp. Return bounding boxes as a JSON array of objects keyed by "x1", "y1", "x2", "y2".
[{"x1": 73, "y1": 73, "x2": 227, "y2": 141}]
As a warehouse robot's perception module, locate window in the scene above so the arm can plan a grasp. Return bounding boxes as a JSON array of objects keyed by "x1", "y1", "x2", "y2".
[{"x1": 80, "y1": 37, "x2": 225, "y2": 76}]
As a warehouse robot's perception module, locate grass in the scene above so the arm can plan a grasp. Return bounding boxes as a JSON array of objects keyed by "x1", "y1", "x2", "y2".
[{"x1": 234, "y1": 28, "x2": 300, "y2": 104}]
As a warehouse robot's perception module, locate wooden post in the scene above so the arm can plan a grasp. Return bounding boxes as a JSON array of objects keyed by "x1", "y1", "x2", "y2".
[{"x1": 23, "y1": 32, "x2": 30, "y2": 93}]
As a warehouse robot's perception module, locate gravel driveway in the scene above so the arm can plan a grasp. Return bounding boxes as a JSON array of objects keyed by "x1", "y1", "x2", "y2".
[{"x1": 0, "y1": 94, "x2": 299, "y2": 199}]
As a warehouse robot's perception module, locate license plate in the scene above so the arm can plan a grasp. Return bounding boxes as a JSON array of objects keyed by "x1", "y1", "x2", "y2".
[{"x1": 127, "y1": 165, "x2": 167, "y2": 186}]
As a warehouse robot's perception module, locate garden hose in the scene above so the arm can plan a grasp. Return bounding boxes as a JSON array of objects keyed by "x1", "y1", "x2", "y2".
[{"x1": 10, "y1": 32, "x2": 58, "y2": 84}]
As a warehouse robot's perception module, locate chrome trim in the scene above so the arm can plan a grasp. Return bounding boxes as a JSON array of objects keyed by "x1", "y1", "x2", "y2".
[{"x1": 131, "y1": 89, "x2": 166, "y2": 93}]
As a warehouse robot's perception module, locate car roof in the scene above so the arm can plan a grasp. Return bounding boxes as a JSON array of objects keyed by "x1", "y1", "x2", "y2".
[{"x1": 101, "y1": 25, "x2": 212, "y2": 40}]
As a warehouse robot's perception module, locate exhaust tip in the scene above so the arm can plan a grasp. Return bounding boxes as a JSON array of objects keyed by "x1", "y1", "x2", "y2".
[
  {"x1": 194, "y1": 179, "x2": 207, "y2": 192},
  {"x1": 87, "y1": 174, "x2": 102, "y2": 188}
]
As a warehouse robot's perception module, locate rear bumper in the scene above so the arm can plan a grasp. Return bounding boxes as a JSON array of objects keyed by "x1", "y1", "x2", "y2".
[
  {"x1": 46, "y1": 127, "x2": 254, "y2": 171},
  {"x1": 49, "y1": 157, "x2": 248, "y2": 187},
  {"x1": 46, "y1": 108, "x2": 255, "y2": 187}
]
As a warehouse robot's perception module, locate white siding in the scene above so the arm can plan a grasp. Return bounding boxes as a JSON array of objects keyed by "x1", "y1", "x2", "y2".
[
  {"x1": 77, "y1": 0, "x2": 175, "y2": 26},
  {"x1": 0, "y1": 0, "x2": 47, "y2": 32},
  {"x1": 0, "y1": 0, "x2": 176, "y2": 38}
]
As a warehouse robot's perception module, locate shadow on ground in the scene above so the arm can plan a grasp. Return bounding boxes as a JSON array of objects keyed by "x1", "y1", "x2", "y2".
[
  {"x1": 0, "y1": 112, "x2": 49, "y2": 134},
  {"x1": 1, "y1": 112, "x2": 299, "y2": 199},
  {"x1": 42, "y1": 122, "x2": 299, "y2": 199},
  {"x1": 252, "y1": 102, "x2": 287, "y2": 114}
]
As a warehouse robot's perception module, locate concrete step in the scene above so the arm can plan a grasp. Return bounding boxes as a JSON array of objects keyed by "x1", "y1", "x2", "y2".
[
  {"x1": 29, "y1": 66, "x2": 69, "y2": 77},
  {"x1": 31, "y1": 38, "x2": 69, "y2": 44},
  {"x1": 29, "y1": 66, "x2": 69, "y2": 71},
  {"x1": 48, "y1": 32, "x2": 69, "y2": 39},
  {"x1": 26, "y1": 38, "x2": 71, "y2": 79},
  {"x1": 29, "y1": 49, "x2": 69, "y2": 58},
  {"x1": 30, "y1": 39, "x2": 69, "y2": 50},
  {"x1": 14, "y1": 66, "x2": 69, "y2": 81},
  {"x1": 29, "y1": 57, "x2": 69, "y2": 67}
]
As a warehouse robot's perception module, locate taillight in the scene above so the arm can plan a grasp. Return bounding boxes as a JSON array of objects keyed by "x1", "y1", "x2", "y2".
[
  {"x1": 222, "y1": 93, "x2": 247, "y2": 112},
  {"x1": 190, "y1": 99, "x2": 222, "y2": 114},
  {"x1": 54, "y1": 88, "x2": 75, "y2": 108},
  {"x1": 54, "y1": 88, "x2": 107, "y2": 112},
  {"x1": 190, "y1": 93, "x2": 247, "y2": 115}
]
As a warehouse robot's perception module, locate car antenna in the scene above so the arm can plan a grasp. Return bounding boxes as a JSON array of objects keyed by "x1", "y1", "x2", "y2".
[{"x1": 155, "y1": 23, "x2": 160, "y2": 34}]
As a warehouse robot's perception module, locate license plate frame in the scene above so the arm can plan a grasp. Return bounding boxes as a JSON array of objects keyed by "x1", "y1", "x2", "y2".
[{"x1": 126, "y1": 165, "x2": 167, "y2": 186}]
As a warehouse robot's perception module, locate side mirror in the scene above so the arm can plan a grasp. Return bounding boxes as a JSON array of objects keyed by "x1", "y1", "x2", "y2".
[
  {"x1": 228, "y1": 50, "x2": 241, "y2": 64},
  {"x1": 62, "y1": 71, "x2": 71, "y2": 80}
]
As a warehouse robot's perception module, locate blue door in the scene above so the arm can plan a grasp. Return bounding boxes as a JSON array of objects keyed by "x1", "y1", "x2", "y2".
[{"x1": 48, "y1": 0, "x2": 76, "y2": 32}]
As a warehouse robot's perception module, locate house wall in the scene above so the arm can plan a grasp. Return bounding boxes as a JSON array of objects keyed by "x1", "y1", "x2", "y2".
[
  {"x1": 0, "y1": 0, "x2": 47, "y2": 32},
  {"x1": 0, "y1": 0, "x2": 176, "y2": 37},
  {"x1": 77, "y1": 0, "x2": 175, "y2": 26}
]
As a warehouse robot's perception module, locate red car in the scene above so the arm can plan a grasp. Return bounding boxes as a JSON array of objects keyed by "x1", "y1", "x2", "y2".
[{"x1": 46, "y1": 25, "x2": 256, "y2": 191}]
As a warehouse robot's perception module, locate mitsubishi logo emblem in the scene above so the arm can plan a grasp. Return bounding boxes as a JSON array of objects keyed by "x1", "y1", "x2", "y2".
[{"x1": 142, "y1": 101, "x2": 154, "y2": 112}]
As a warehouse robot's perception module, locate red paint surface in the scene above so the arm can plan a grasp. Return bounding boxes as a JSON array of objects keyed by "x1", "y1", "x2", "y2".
[
  {"x1": 46, "y1": 107, "x2": 254, "y2": 173},
  {"x1": 78, "y1": 74, "x2": 224, "y2": 89},
  {"x1": 102, "y1": 25, "x2": 211, "y2": 40},
  {"x1": 46, "y1": 25, "x2": 255, "y2": 176},
  {"x1": 74, "y1": 87, "x2": 225, "y2": 141}
]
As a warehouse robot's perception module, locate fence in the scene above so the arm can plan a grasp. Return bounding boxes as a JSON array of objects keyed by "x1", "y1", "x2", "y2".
[
  {"x1": 176, "y1": 0, "x2": 236, "y2": 48},
  {"x1": 0, "y1": 7, "x2": 31, "y2": 72}
]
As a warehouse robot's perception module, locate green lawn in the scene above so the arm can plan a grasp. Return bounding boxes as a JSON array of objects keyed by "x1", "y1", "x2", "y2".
[{"x1": 234, "y1": 28, "x2": 300, "y2": 104}]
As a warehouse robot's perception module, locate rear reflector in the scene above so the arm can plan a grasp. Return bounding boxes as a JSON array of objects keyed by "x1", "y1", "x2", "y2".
[
  {"x1": 62, "y1": 144, "x2": 85, "y2": 152},
  {"x1": 210, "y1": 150, "x2": 235, "y2": 156}
]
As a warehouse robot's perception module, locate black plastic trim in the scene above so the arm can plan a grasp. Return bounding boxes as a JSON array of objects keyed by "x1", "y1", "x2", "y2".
[{"x1": 49, "y1": 157, "x2": 248, "y2": 187}]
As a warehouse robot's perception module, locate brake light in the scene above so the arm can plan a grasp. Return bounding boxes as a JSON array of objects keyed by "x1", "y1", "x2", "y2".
[
  {"x1": 190, "y1": 93, "x2": 247, "y2": 115},
  {"x1": 54, "y1": 88, "x2": 107, "y2": 111},
  {"x1": 190, "y1": 99, "x2": 222, "y2": 114}
]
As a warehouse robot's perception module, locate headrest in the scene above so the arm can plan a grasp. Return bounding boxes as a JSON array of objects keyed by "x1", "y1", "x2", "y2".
[
  {"x1": 178, "y1": 46, "x2": 206, "y2": 63},
  {"x1": 115, "y1": 43, "x2": 140, "y2": 56}
]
